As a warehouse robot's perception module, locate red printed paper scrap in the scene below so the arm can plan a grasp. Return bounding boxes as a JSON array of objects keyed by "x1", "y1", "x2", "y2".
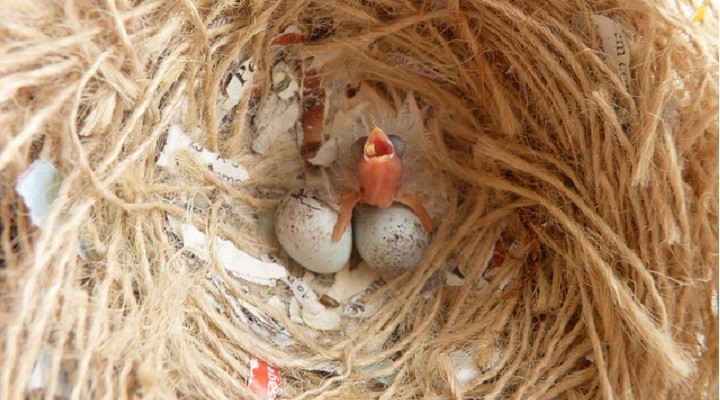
[{"x1": 248, "y1": 358, "x2": 281, "y2": 399}]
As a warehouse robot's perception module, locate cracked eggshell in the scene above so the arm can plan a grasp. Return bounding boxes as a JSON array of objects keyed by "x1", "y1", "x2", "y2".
[
  {"x1": 275, "y1": 189, "x2": 351, "y2": 274},
  {"x1": 353, "y1": 204, "x2": 429, "y2": 274}
]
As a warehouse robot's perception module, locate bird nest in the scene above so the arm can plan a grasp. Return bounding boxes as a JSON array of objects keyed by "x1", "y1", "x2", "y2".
[{"x1": 0, "y1": 1, "x2": 718, "y2": 399}]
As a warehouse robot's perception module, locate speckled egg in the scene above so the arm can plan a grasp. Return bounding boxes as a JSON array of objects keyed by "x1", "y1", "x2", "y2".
[
  {"x1": 275, "y1": 189, "x2": 352, "y2": 274},
  {"x1": 353, "y1": 203, "x2": 430, "y2": 274}
]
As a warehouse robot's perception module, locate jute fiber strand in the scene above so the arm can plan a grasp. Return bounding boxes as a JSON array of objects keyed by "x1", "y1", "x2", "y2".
[{"x1": 0, "y1": 0, "x2": 717, "y2": 399}]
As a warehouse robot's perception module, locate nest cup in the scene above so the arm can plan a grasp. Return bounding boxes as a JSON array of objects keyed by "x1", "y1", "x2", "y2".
[{"x1": 1, "y1": 1, "x2": 718, "y2": 399}]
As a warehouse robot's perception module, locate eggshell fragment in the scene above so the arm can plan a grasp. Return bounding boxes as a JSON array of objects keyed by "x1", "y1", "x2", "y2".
[
  {"x1": 353, "y1": 204, "x2": 430, "y2": 274},
  {"x1": 275, "y1": 189, "x2": 352, "y2": 274}
]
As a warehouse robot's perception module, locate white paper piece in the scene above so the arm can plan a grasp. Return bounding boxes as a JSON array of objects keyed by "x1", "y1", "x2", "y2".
[
  {"x1": 446, "y1": 267, "x2": 466, "y2": 286},
  {"x1": 289, "y1": 297, "x2": 304, "y2": 324},
  {"x1": 158, "y1": 125, "x2": 249, "y2": 184},
  {"x1": 281, "y1": 24, "x2": 303, "y2": 35},
  {"x1": 209, "y1": 17, "x2": 228, "y2": 29},
  {"x1": 222, "y1": 76, "x2": 246, "y2": 111},
  {"x1": 310, "y1": 361, "x2": 345, "y2": 375},
  {"x1": 267, "y1": 296, "x2": 289, "y2": 316},
  {"x1": 481, "y1": 266, "x2": 512, "y2": 293},
  {"x1": 271, "y1": 24, "x2": 306, "y2": 46},
  {"x1": 326, "y1": 262, "x2": 380, "y2": 304},
  {"x1": 283, "y1": 274, "x2": 324, "y2": 315},
  {"x1": 16, "y1": 160, "x2": 61, "y2": 227},
  {"x1": 361, "y1": 359, "x2": 398, "y2": 386},
  {"x1": 308, "y1": 137, "x2": 339, "y2": 167},
  {"x1": 420, "y1": 267, "x2": 466, "y2": 299},
  {"x1": 588, "y1": 15, "x2": 630, "y2": 90},
  {"x1": 420, "y1": 272, "x2": 445, "y2": 299},
  {"x1": 301, "y1": 307, "x2": 341, "y2": 331},
  {"x1": 27, "y1": 349, "x2": 71, "y2": 398},
  {"x1": 283, "y1": 274, "x2": 343, "y2": 330},
  {"x1": 169, "y1": 216, "x2": 287, "y2": 286},
  {"x1": 221, "y1": 59, "x2": 256, "y2": 112},
  {"x1": 209, "y1": 273, "x2": 293, "y2": 346},
  {"x1": 343, "y1": 278, "x2": 385, "y2": 318},
  {"x1": 271, "y1": 62, "x2": 300, "y2": 101},
  {"x1": 497, "y1": 275, "x2": 511, "y2": 293},
  {"x1": 274, "y1": 332, "x2": 294, "y2": 347},
  {"x1": 251, "y1": 59, "x2": 302, "y2": 155},
  {"x1": 448, "y1": 350, "x2": 481, "y2": 386},
  {"x1": 253, "y1": 96, "x2": 300, "y2": 155}
]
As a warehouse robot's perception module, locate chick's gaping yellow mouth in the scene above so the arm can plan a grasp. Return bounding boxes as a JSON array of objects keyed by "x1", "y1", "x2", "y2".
[{"x1": 364, "y1": 128, "x2": 394, "y2": 160}]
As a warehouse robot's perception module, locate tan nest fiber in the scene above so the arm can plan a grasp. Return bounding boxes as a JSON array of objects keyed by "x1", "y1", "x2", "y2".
[{"x1": 1, "y1": 1, "x2": 718, "y2": 399}]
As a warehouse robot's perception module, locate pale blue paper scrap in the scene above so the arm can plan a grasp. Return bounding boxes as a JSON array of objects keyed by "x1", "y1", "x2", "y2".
[{"x1": 16, "y1": 160, "x2": 61, "y2": 227}]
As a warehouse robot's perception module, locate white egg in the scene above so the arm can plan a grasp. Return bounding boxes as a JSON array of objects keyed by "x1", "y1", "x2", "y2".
[
  {"x1": 353, "y1": 204, "x2": 430, "y2": 274},
  {"x1": 275, "y1": 189, "x2": 352, "y2": 274}
]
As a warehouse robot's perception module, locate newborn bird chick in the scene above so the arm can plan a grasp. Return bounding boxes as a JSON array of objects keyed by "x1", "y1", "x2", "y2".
[{"x1": 331, "y1": 127, "x2": 433, "y2": 242}]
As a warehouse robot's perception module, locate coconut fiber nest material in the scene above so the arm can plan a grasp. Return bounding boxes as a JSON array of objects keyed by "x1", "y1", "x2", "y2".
[{"x1": 1, "y1": 0, "x2": 718, "y2": 399}]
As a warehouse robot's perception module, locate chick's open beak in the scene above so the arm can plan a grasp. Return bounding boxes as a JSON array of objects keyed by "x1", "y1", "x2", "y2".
[{"x1": 364, "y1": 127, "x2": 394, "y2": 160}]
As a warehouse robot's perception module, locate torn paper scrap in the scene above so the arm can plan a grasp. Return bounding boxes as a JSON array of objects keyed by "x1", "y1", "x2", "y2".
[
  {"x1": 248, "y1": 358, "x2": 281, "y2": 400},
  {"x1": 27, "y1": 349, "x2": 71, "y2": 398},
  {"x1": 446, "y1": 267, "x2": 466, "y2": 286},
  {"x1": 208, "y1": 273, "x2": 293, "y2": 346},
  {"x1": 169, "y1": 216, "x2": 287, "y2": 286},
  {"x1": 271, "y1": 25, "x2": 306, "y2": 45},
  {"x1": 158, "y1": 125, "x2": 249, "y2": 184},
  {"x1": 221, "y1": 58, "x2": 256, "y2": 112},
  {"x1": 576, "y1": 15, "x2": 631, "y2": 91},
  {"x1": 589, "y1": 15, "x2": 630, "y2": 90},
  {"x1": 283, "y1": 274, "x2": 342, "y2": 330},
  {"x1": 251, "y1": 58, "x2": 302, "y2": 155},
  {"x1": 240, "y1": 297, "x2": 293, "y2": 345},
  {"x1": 289, "y1": 297, "x2": 304, "y2": 324},
  {"x1": 253, "y1": 96, "x2": 300, "y2": 155},
  {"x1": 271, "y1": 61, "x2": 300, "y2": 101},
  {"x1": 267, "y1": 296, "x2": 289, "y2": 316},
  {"x1": 16, "y1": 160, "x2": 61, "y2": 227},
  {"x1": 182, "y1": 222, "x2": 287, "y2": 286},
  {"x1": 310, "y1": 361, "x2": 345, "y2": 376},
  {"x1": 420, "y1": 267, "x2": 466, "y2": 299},
  {"x1": 283, "y1": 274, "x2": 324, "y2": 315},
  {"x1": 326, "y1": 262, "x2": 380, "y2": 304},
  {"x1": 343, "y1": 278, "x2": 385, "y2": 318},
  {"x1": 222, "y1": 76, "x2": 246, "y2": 111},
  {"x1": 361, "y1": 359, "x2": 398, "y2": 386},
  {"x1": 301, "y1": 307, "x2": 341, "y2": 331},
  {"x1": 420, "y1": 271, "x2": 445, "y2": 298},
  {"x1": 448, "y1": 349, "x2": 481, "y2": 386},
  {"x1": 308, "y1": 137, "x2": 339, "y2": 167}
]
